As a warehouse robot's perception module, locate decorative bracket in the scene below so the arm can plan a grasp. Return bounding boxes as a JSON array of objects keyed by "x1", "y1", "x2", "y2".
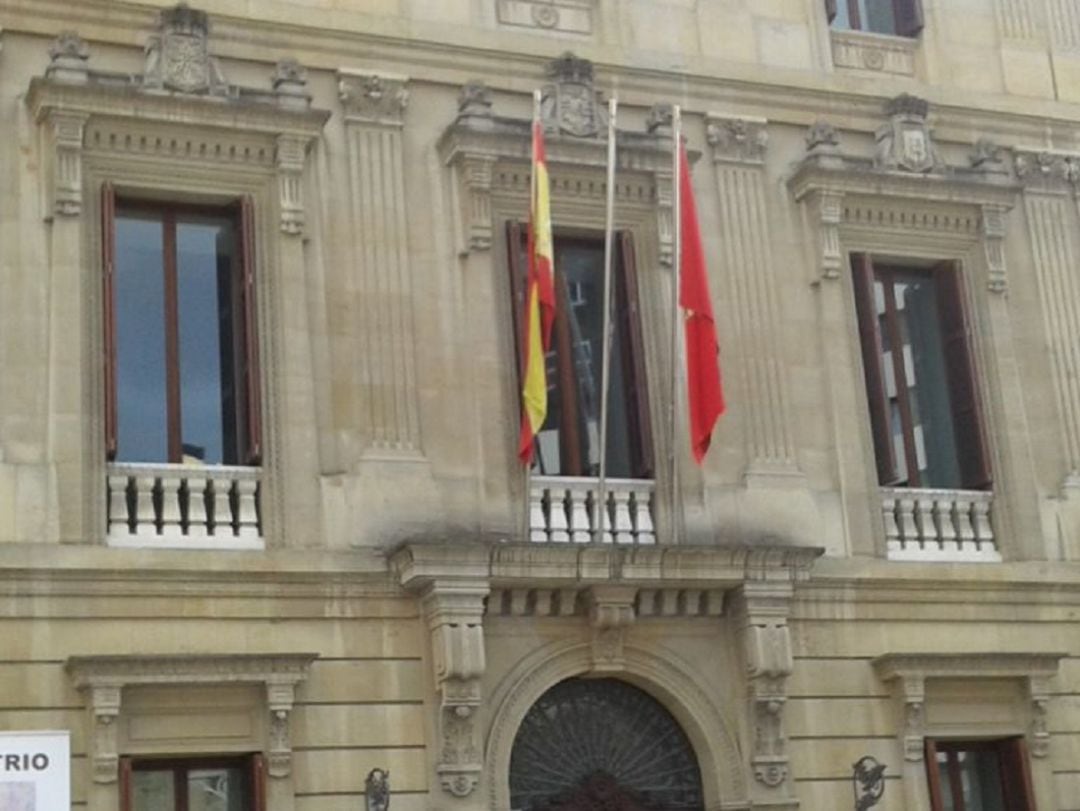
[
  {"x1": 981, "y1": 203, "x2": 1009, "y2": 293},
  {"x1": 420, "y1": 579, "x2": 489, "y2": 798},
  {"x1": 42, "y1": 108, "x2": 88, "y2": 218},
  {"x1": 276, "y1": 133, "x2": 309, "y2": 236},
  {"x1": 732, "y1": 583, "x2": 795, "y2": 792},
  {"x1": 587, "y1": 585, "x2": 637, "y2": 672}
]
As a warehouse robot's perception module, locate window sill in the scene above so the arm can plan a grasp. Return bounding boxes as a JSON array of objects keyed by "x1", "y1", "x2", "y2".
[
  {"x1": 880, "y1": 486, "x2": 1000, "y2": 562},
  {"x1": 830, "y1": 29, "x2": 917, "y2": 76},
  {"x1": 530, "y1": 475, "x2": 656, "y2": 544},
  {"x1": 106, "y1": 462, "x2": 263, "y2": 548}
]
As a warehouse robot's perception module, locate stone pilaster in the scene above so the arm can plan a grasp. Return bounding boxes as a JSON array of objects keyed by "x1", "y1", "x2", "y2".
[
  {"x1": 338, "y1": 70, "x2": 422, "y2": 457},
  {"x1": 1015, "y1": 148, "x2": 1080, "y2": 492},
  {"x1": 706, "y1": 115, "x2": 800, "y2": 482}
]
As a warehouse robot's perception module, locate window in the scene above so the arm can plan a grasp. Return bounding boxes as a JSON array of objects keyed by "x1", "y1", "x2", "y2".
[
  {"x1": 826, "y1": 0, "x2": 924, "y2": 37},
  {"x1": 120, "y1": 755, "x2": 265, "y2": 811},
  {"x1": 507, "y1": 226, "x2": 653, "y2": 479},
  {"x1": 850, "y1": 255, "x2": 990, "y2": 490},
  {"x1": 925, "y1": 738, "x2": 1035, "y2": 811},
  {"x1": 102, "y1": 185, "x2": 261, "y2": 466}
]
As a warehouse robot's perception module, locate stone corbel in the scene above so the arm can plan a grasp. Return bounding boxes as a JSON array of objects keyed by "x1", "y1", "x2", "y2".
[
  {"x1": 646, "y1": 105, "x2": 675, "y2": 267},
  {"x1": 87, "y1": 683, "x2": 122, "y2": 783},
  {"x1": 443, "y1": 83, "x2": 497, "y2": 255},
  {"x1": 1028, "y1": 675, "x2": 1052, "y2": 758},
  {"x1": 732, "y1": 583, "x2": 795, "y2": 792},
  {"x1": 981, "y1": 203, "x2": 1009, "y2": 293},
  {"x1": 265, "y1": 680, "x2": 299, "y2": 778},
  {"x1": 587, "y1": 585, "x2": 637, "y2": 672},
  {"x1": 896, "y1": 675, "x2": 927, "y2": 761},
  {"x1": 421, "y1": 580, "x2": 489, "y2": 798},
  {"x1": 41, "y1": 108, "x2": 88, "y2": 218},
  {"x1": 706, "y1": 114, "x2": 768, "y2": 166},
  {"x1": 276, "y1": 133, "x2": 309, "y2": 236}
]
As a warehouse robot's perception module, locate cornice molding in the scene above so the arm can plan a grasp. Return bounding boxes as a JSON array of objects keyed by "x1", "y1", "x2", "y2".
[
  {"x1": 67, "y1": 653, "x2": 317, "y2": 783},
  {"x1": 872, "y1": 652, "x2": 1065, "y2": 682},
  {"x1": 392, "y1": 540, "x2": 823, "y2": 590}
]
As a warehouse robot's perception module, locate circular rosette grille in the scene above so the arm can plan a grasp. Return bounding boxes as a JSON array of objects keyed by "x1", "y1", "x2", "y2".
[{"x1": 509, "y1": 678, "x2": 704, "y2": 811}]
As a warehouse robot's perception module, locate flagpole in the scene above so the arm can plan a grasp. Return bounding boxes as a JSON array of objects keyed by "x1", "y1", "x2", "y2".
[
  {"x1": 669, "y1": 105, "x2": 683, "y2": 546},
  {"x1": 521, "y1": 88, "x2": 542, "y2": 544},
  {"x1": 594, "y1": 96, "x2": 618, "y2": 543}
]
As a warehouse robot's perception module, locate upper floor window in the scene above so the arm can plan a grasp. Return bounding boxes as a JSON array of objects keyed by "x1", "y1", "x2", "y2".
[
  {"x1": 926, "y1": 738, "x2": 1035, "y2": 811},
  {"x1": 827, "y1": 0, "x2": 924, "y2": 37},
  {"x1": 851, "y1": 255, "x2": 990, "y2": 490},
  {"x1": 508, "y1": 225, "x2": 653, "y2": 480},
  {"x1": 102, "y1": 185, "x2": 262, "y2": 467},
  {"x1": 122, "y1": 754, "x2": 265, "y2": 811}
]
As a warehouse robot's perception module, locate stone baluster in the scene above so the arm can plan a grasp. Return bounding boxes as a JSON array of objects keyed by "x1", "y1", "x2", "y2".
[
  {"x1": 631, "y1": 485, "x2": 656, "y2": 544},
  {"x1": 159, "y1": 475, "x2": 183, "y2": 537},
  {"x1": 186, "y1": 476, "x2": 209, "y2": 538},
  {"x1": 612, "y1": 489, "x2": 634, "y2": 544},
  {"x1": 135, "y1": 475, "x2": 157, "y2": 536},
  {"x1": 934, "y1": 498, "x2": 958, "y2": 555},
  {"x1": 236, "y1": 479, "x2": 259, "y2": 539},
  {"x1": 547, "y1": 486, "x2": 570, "y2": 542},
  {"x1": 529, "y1": 486, "x2": 548, "y2": 542},
  {"x1": 567, "y1": 482, "x2": 592, "y2": 543},
  {"x1": 108, "y1": 475, "x2": 130, "y2": 536}
]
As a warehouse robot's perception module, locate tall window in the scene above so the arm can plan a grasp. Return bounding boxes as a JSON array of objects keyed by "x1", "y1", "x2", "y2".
[
  {"x1": 851, "y1": 255, "x2": 990, "y2": 490},
  {"x1": 826, "y1": 0, "x2": 924, "y2": 37},
  {"x1": 121, "y1": 755, "x2": 265, "y2": 811},
  {"x1": 925, "y1": 738, "x2": 1035, "y2": 811},
  {"x1": 102, "y1": 186, "x2": 261, "y2": 466},
  {"x1": 508, "y1": 226, "x2": 653, "y2": 479}
]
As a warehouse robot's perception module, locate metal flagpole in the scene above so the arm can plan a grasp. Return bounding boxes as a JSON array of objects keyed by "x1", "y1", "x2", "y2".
[
  {"x1": 594, "y1": 96, "x2": 618, "y2": 543},
  {"x1": 522, "y1": 88, "x2": 542, "y2": 543},
  {"x1": 669, "y1": 105, "x2": 683, "y2": 546}
]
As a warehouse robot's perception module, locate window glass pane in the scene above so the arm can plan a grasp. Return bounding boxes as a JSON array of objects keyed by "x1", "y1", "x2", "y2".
[
  {"x1": 959, "y1": 750, "x2": 1006, "y2": 811},
  {"x1": 132, "y1": 769, "x2": 176, "y2": 811},
  {"x1": 115, "y1": 212, "x2": 168, "y2": 463},
  {"x1": 532, "y1": 241, "x2": 635, "y2": 478},
  {"x1": 176, "y1": 217, "x2": 238, "y2": 465},
  {"x1": 894, "y1": 271, "x2": 962, "y2": 488},
  {"x1": 860, "y1": 0, "x2": 899, "y2": 33},
  {"x1": 831, "y1": 1, "x2": 853, "y2": 29},
  {"x1": 188, "y1": 767, "x2": 246, "y2": 811}
]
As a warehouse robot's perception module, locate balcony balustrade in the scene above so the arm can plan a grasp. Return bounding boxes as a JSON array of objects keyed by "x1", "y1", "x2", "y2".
[
  {"x1": 106, "y1": 462, "x2": 262, "y2": 548},
  {"x1": 881, "y1": 487, "x2": 999, "y2": 562},
  {"x1": 529, "y1": 476, "x2": 655, "y2": 544}
]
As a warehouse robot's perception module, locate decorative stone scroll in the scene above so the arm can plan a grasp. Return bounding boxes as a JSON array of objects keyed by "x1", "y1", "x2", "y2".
[
  {"x1": 420, "y1": 580, "x2": 490, "y2": 798},
  {"x1": 731, "y1": 583, "x2": 796, "y2": 794},
  {"x1": 873, "y1": 652, "x2": 1065, "y2": 762},
  {"x1": 587, "y1": 585, "x2": 637, "y2": 672},
  {"x1": 66, "y1": 653, "x2": 317, "y2": 782}
]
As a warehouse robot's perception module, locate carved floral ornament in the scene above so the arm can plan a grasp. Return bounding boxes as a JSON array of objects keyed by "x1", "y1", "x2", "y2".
[{"x1": 66, "y1": 653, "x2": 317, "y2": 783}]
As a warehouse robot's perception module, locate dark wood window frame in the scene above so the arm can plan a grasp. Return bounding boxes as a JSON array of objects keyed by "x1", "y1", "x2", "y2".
[
  {"x1": 925, "y1": 737, "x2": 1035, "y2": 811},
  {"x1": 850, "y1": 253, "x2": 991, "y2": 490},
  {"x1": 826, "y1": 0, "x2": 924, "y2": 37},
  {"x1": 101, "y1": 183, "x2": 262, "y2": 466},
  {"x1": 507, "y1": 223, "x2": 654, "y2": 479},
  {"x1": 119, "y1": 753, "x2": 266, "y2": 811}
]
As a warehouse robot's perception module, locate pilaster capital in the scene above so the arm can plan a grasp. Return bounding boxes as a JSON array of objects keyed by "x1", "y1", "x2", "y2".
[
  {"x1": 706, "y1": 114, "x2": 768, "y2": 165},
  {"x1": 338, "y1": 70, "x2": 409, "y2": 126}
]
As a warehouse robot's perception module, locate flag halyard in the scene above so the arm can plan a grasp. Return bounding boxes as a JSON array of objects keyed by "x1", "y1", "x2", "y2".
[
  {"x1": 518, "y1": 120, "x2": 556, "y2": 463},
  {"x1": 678, "y1": 141, "x2": 725, "y2": 464}
]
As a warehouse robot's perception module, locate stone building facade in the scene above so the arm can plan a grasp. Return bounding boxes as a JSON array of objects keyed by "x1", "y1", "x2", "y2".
[{"x1": 1, "y1": 0, "x2": 1080, "y2": 809}]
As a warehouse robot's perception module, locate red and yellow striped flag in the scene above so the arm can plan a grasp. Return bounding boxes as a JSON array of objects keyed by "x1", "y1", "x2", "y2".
[{"x1": 518, "y1": 120, "x2": 556, "y2": 463}]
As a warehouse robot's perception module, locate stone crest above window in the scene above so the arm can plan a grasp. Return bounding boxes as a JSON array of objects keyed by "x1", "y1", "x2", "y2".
[{"x1": 496, "y1": 0, "x2": 595, "y2": 36}]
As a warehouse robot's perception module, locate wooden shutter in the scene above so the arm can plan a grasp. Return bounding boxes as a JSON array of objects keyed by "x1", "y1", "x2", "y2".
[
  {"x1": 101, "y1": 182, "x2": 118, "y2": 460},
  {"x1": 894, "y1": 0, "x2": 924, "y2": 36},
  {"x1": 850, "y1": 254, "x2": 898, "y2": 485},
  {"x1": 1001, "y1": 738, "x2": 1036, "y2": 811},
  {"x1": 506, "y1": 220, "x2": 529, "y2": 388},
  {"x1": 922, "y1": 740, "x2": 944, "y2": 811},
  {"x1": 118, "y1": 756, "x2": 132, "y2": 811},
  {"x1": 825, "y1": 0, "x2": 838, "y2": 23},
  {"x1": 935, "y1": 262, "x2": 992, "y2": 490},
  {"x1": 617, "y1": 232, "x2": 654, "y2": 479},
  {"x1": 250, "y1": 753, "x2": 267, "y2": 811},
  {"x1": 239, "y1": 196, "x2": 263, "y2": 466}
]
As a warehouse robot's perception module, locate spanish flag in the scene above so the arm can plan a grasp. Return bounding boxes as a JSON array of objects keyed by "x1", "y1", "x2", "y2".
[{"x1": 518, "y1": 119, "x2": 556, "y2": 463}]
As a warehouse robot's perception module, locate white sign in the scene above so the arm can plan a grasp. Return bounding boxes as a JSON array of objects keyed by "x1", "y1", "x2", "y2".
[{"x1": 0, "y1": 731, "x2": 70, "y2": 811}]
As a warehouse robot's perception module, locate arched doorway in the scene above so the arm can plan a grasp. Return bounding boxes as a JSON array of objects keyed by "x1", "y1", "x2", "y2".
[{"x1": 508, "y1": 678, "x2": 705, "y2": 811}]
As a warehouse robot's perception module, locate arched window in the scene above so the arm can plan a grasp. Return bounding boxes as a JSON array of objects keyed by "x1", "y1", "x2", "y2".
[{"x1": 509, "y1": 678, "x2": 703, "y2": 811}]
